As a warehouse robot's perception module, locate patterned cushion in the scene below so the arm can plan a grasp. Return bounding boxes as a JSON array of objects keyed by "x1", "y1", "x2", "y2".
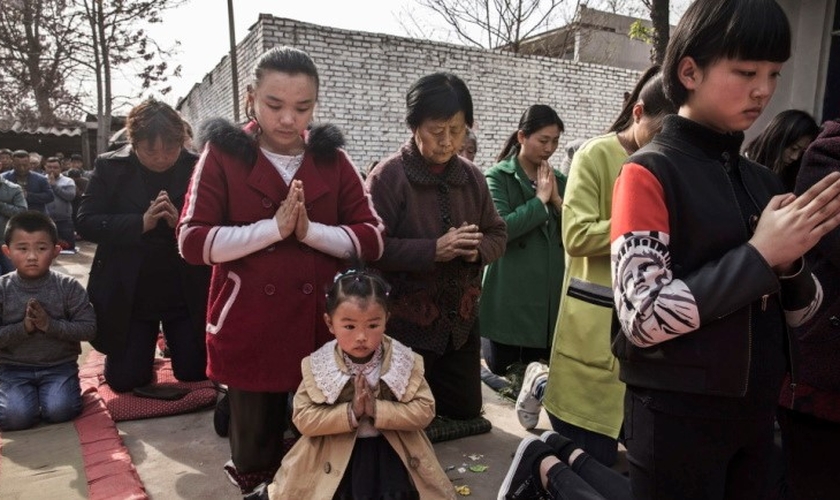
[
  {"x1": 80, "y1": 351, "x2": 216, "y2": 422},
  {"x1": 424, "y1": 415, "x2": 492, "y2": 443}
]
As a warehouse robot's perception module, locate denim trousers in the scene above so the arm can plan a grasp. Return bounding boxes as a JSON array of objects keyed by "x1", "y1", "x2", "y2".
[{"x1": 0, "y1": 360, "x2": 83, "y2": 431}]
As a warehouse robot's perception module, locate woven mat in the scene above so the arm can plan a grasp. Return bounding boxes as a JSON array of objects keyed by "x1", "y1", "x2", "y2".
[{"x1": 80, "y1": 350, "x2": 216, "y2": 422}]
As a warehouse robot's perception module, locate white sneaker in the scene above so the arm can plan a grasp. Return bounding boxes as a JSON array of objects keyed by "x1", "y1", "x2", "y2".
[{"x1": 515, "y1": 361, "x2": 548, "y2": 430}]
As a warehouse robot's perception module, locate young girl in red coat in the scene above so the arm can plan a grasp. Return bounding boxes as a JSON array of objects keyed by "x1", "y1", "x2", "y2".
[
  {"x1": 178, "y1": 46, "x2": 384, "y2": 499},
  {"x1": 270, "y1": 268, "x2": 454, "y2": 499}
]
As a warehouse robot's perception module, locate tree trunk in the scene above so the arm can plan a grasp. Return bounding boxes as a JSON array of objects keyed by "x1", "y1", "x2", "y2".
[
  {"x1": 649, "y1": 0, "x2": 669, "y2": 64},
  {"x1": 22, "y1": 0, "x2": 56, "y2": 123}
]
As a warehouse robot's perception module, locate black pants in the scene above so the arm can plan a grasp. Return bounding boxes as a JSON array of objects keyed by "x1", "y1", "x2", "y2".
[
  {"x1": 228, "y1": 388, "x2": 287, "y2": 474},
  {"x1": 481, "y1": 337, "x2": 550, "y2": 376},
  {"x1": 545, "y1": 454, "x2": 631, "y2": 500},
  {"x1": 624, "y1": 391, "x2": 775, "y2": 500},
  {"x1": 415, "y1": 325, "x2": 482, "y2": 420},
  {"x1": 104, "y1": 309, "x2": 206, "y2": 392},
  {"x1": 548, "y1": 412, "x2": 619, "y2": 467},
  {"x1": 778, "y1": 406, "x2": 840, "y2": 500}
]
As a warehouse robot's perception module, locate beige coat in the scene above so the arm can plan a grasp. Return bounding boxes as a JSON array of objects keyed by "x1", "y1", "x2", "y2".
[{"x1": 269, "y1": 336, "x2": 456, "y2": 500}]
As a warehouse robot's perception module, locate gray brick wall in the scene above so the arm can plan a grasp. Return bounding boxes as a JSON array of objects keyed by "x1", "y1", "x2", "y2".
[{"x1": 178, "y1": 15, "x2": 641, "y2": 171}]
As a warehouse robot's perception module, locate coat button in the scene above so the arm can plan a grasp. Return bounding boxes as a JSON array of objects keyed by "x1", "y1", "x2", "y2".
[
  {"x1": 408, "y1": 456, "x2": 420, "y2": 469},
  {"x1": 323, "y1": 462, "x2": 331, "y2": 474},
  {"x1": 302, "y1": 283, "x2": 314, "y2": 294},
  {"x1": 264, "y1": 284, "x2": 276, "y2": 295},
  {"x1": 262, "y1": 197, "x2": 272, "y2": 208},
  {"x1": 830, "y1": 316, "x2": 840, "y2": 327},
  {"x1": 448, "y1": 310, "x2": 457, "y2": 318}
]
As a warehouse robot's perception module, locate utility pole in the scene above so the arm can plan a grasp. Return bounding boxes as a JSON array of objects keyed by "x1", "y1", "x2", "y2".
[{"x1": 227, "y1": 0, "x2": 240, "y2": 122}]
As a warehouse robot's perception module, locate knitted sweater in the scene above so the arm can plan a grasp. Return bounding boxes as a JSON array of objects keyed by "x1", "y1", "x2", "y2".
[{"x1": 0, "y1": 270, "x2": 96, "y2": 367}]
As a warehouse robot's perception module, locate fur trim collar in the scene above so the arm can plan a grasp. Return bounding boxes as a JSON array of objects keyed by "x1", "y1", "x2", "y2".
[{"x1": 198, "y1": 118, "x2": 345, "y2": 166}]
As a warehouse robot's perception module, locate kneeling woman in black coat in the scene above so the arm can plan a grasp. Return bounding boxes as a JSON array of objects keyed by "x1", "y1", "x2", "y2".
[{"x1": 77, "y1": 99, "x2": 210, "y2": 393}]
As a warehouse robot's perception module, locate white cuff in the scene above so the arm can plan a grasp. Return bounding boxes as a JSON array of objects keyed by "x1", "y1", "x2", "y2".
[
  {"x1": 301, "y1": 222, "x2": 354, "y2": 259},
  {"x1": 208, "y1": 219, "x2": 282, "y2": 263}
]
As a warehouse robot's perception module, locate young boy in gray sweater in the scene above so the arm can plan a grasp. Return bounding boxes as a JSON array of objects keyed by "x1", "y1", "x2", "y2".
[{"x1": 0, "y1": 211, "x2": 96, "y2": 431}]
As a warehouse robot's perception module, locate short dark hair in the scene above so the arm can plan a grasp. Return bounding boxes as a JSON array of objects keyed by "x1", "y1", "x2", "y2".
[
  {"x1": 245, "y1": 46, "x2": 320, "y2": 121},
  {"x1": 0, "y1": 148, "x2": 11, "y2": 157},
  {"x1": 12, "y1": 150, "x2": 28, "y2": 158},
  {"x1": 496, "y1": 105, "x2": 564, "y2": 162},
  {"x1": 126, "y1": 98, "x2": 186, "y2": 147},
  {"x1": 5, "y1": 211, "x2": 59, "y2": 246},
  {"x1": 663, "y1": 0, "x2": 791, "y2": 107},
  {"x1": 45, "y1": 156, "x2": 61, "y2": 164},
  {"x1": 405, "y1": 72, "x2": 474, "y2": 130},
  {"x1": 70, "y1": 153, "x2": 83, "y2": 161}
]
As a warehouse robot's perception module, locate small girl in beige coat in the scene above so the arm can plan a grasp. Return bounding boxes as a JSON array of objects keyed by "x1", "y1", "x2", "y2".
[{"x1": 269, "y1": 269, "x2": 456, "y2": 500}]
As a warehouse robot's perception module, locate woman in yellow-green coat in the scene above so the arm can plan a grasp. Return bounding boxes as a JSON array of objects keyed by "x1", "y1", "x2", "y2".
[
  {"x1": 543, "y1": 66, "x2": 675, "y2": 466},
  {"x1": 480, "y1": 105, "x2": 566, "y2": 375}
]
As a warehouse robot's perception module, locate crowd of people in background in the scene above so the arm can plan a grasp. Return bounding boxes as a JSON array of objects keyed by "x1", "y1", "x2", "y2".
[
  {"x1": 1, "y1": 0, "x2": 839, "y2": 499},
  {"x1": 0, "y1": 147, "x2": 92, "y2": 260}
]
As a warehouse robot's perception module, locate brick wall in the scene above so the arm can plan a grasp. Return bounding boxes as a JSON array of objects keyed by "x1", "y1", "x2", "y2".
[{"x1": 178, "y1": 15, "x2": 641, "y2": 171}]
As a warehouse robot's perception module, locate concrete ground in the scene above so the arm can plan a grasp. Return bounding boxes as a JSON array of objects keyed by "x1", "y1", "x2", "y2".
[{"x1": 58, "y1": 240, "x2": 626, "y2": 500}]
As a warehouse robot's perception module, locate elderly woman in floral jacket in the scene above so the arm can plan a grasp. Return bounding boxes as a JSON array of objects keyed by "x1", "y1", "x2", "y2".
[{"x1": 366, "y1": 72, "x2": 506, "y2": 420}]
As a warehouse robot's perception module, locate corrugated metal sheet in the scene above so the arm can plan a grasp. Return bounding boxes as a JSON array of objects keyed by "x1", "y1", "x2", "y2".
[{"x1": 0, "y1": 122, "x2": 82, "y2": 137}]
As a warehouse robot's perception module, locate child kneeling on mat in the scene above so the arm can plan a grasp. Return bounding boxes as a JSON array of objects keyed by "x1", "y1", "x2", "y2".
[
  {"x1": 270, "y1": 268, "x2": 455, "y2": 500},
  {"x1": 0, "y1": 211, "x2": 96, "y2": 431}
]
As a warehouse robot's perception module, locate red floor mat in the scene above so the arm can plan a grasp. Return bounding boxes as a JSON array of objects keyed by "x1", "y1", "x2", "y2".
[
  {"x1": 80, "y1": 351, "x2": 216, "y2": 422},
  {"x1": 75, "y1": 390, "x2": 148, "y2": 500}
]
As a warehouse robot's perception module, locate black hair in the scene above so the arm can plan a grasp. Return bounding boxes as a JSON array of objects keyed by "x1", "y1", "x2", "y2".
[
  {"x1": 405, "y1": 72, "x2": 474, "y2": 130},
  {"x1": 5, "y1": 211, "x2": 58, "y2": 246},
  {"x1": 663, "y1": 0, "x2": 791, "y2": 107},
  {"x1": 0, "y1": 149, "x2": 11, "y2": 157},
  {"x1": 608, "y1": 65, "x2": 675, "y2": 133},
  {"x1": 496, "y1": 104, "x2": 564, "y2": 162},
  {"x1": 127, "y1": 98, "x2": 186, "y2": 147},
  {"x1": 245, "y1": 46, "x2": 320, "y2": 122},
  {"x1": 325, "y1": 268, "x2": 391, "y2": 316},
  {"x1": 70, "y1": 153, "x2": 83, "y2": 161},
  {"x1": 12, "y1": 150, "x2": 28, "y2": 158},
  {"x1": 745, "y1": 109, "x2": 820, "y2": 190}
]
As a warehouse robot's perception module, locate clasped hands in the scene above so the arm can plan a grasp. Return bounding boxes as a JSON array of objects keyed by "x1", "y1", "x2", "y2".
[
  {"x1": 274, "y1": 180, "x2": 310, "y2": 240},
  {"x1": 24, "y1": 298, "x2": 49, "y2": 334},
  {"x1": 535, "y1": 160, "x2": 563, "y2": 211},
  {"x1": 143, "y1": 190, "x2": 179, "y2": 232},
  {"x1": 352, "y1": 372, "x2": 376, "y2": 421},
  {"x1": 749, "y1": 171, "x2": 840, "y2": 274},
  {"x1": 436, "y1": 222, "x2": 483, "y2": 263}
]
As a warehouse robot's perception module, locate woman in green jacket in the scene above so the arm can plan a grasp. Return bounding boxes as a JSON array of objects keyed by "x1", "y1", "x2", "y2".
[
  {"x1": 540, "y1": 66, "x2": 674, "y2": 466},
  {"x1": 480, "y1": 105, "x2": 566, "y2": 377}
]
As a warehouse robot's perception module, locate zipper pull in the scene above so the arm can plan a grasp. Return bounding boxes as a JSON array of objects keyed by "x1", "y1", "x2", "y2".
[{"x1": 761, "y1": 295, "x2": 768, "y2": 311}]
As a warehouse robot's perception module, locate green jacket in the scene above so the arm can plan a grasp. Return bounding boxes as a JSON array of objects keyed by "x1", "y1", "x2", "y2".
[
  {"x1": 543, "y1": 133, "x2": 625, "y2": 438},
  {"x1": 480, "y1": 156, "x2": 566, "y2": 348}
]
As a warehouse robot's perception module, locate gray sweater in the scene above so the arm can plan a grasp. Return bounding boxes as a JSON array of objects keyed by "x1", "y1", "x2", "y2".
[{"x1": 0, "y1": 270, "x2": 96, "y2": 366}]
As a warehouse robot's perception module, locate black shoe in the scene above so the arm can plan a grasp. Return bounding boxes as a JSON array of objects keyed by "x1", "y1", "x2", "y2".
[
  {"x1": 214, "y1": 393, "x2": 230, "y2": 437},
  {"x1": 497, "y1": 436, "x2": 552, "y2": 500},
  {"x1": 242, "y1": 481, "x2": 268, "y2": 500}
]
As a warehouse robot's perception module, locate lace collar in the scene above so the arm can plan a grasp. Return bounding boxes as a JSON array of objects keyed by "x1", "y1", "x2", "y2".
[{"x1": 309, "y1": 338, "x2": 416, "y2": 404}]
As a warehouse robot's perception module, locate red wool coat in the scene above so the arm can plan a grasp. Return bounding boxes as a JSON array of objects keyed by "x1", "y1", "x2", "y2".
[{"x1": 178, "y1": 120, "x2": 384, "y2": 392}]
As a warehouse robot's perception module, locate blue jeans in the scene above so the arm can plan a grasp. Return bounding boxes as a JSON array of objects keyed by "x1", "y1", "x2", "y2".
[{"x1": 0, "y1": 360, "x2": 83, "y2": 431}]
